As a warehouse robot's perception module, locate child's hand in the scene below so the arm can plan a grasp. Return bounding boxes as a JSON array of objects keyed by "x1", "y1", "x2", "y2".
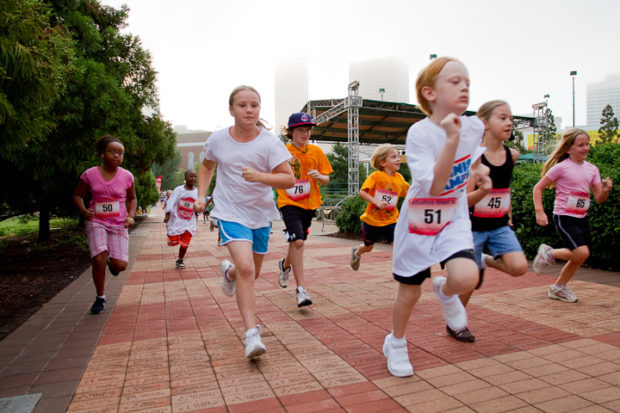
[
  {"x1": 535, "y1": 210, "x2": 548, "y2": 226},
  {"x1": 83, "y1": 208, "x2": 94, "y2": 221},
  {"x1": 471, "y1": 163, "x2": 491, "y2": 192},
  {"x1": 194, "y1": 198, "x2": 205, "y2": 213},
  {"x1": 374, "y1": 200, "x2": 389, "y2": 210},
  {"x1": 602, "y1": 177, "x2": 613, "y2": 191},
  {"x1": 241, "y1": 166, "x2": 263, "y2": 182},
  {"x1": 440, "y1": 113, "x2": 461, "y2": 142},
  {"x1": 308, "y1": 169, "x2": 321, "y2": 179}
]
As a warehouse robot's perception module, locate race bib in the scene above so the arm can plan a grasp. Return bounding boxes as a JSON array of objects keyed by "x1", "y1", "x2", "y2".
[
  {"x1": 374, "y1": 189, "x2": 398, "y2": 210},
  {"x1": 408, "y1": 197, "x2": 457, "y2": 235},
  {"x1": 473, "y1": 188, "x2": 510, "y2": 218},
  {"x1": 566, "y1": 191, "x2": 590, "y2": 216},
  {"x1": 95, "y1": 200, "x2": 120, "y2": 218},
  {"x1": 177, "y1": 197, "x2": 195, "y2": 220},
  {"x1": 286, "y1": 179, "x2": 311, "y2": 201}
]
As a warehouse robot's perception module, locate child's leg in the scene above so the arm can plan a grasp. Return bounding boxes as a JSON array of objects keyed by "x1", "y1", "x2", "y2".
[
  {"x1": 91, "y1": 252, "x2": 107, "y2": 296},
  {"x1": 355, "y1": 243, "x2": 374, "y2": 257},
  {"x1": 178, "y1": 246, "x2": 188, "y2": 259},
  {"x1": 253, "y1": 251, "x2": 265, "y2": 279},
  {"x1": 225, "y1": 241, "x2": 258, "y2": 331},
  {"x1": 287, "y1": 239, "x2": 305, "y2": 285},
  {"x1": 392, "y1": 283, "x2": 422, "y2": 338},
  {"x1": 443, "y1": 258, "x2": 479, "y2": 296},
  {"x1": 487, "y1": 252, "x2": 528, "y2": 277},
  {"x1": 551, "y1": 245, "x2": 590, "y2": 285}
]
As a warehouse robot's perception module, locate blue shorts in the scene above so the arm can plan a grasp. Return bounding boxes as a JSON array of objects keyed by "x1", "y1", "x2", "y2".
[
  {"x1": 472, "y1": 225, "x2": 523, "y2": 268},
  {"x1": 218, "y1": 220, "x2": 270, "y2": 255}
]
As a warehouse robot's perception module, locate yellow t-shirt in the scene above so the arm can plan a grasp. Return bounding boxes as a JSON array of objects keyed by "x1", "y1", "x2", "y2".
[
  {"x1": 359, "y1": 170, "x2": 410, "y2": 227},
  {"x1": 277, "y1": 143, "x2": 333, "y2": 210}
]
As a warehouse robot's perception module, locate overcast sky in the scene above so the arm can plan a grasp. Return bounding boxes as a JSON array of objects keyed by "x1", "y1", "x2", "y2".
[{"x1": 101, "y1": 0, "x2": 620, "y2": 132}]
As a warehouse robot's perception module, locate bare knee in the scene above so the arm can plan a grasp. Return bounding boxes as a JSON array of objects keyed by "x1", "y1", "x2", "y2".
[
  {"x1": 572, "y1": 246, "x2": 590, "y2": 265},
  {"x1": 234, "y1": 260, "x2": 255, "y2": 280},
  {"x1": 292, "y1": 239, "x2": 304, "y2": 251},
  {"x1": 508, "y1": 258, "x2": 528, "y2": 277}
]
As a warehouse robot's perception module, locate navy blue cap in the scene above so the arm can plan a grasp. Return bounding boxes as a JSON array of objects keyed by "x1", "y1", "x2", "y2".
[{"x1": 288, "y1": 112, "x2": 316, "y2": 128}]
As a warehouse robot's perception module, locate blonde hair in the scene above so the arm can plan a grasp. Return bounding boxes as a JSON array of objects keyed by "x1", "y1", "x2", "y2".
[
  {"x1": 228, "y1": 85, "x2": 270, "y2": 129},
  {"x1": 371, "y1": 144, "x2": 398, "y2": 171},
  {"x1": 415, "y1": 56, "x2": 462, "y2": 116},
  {"x1": 541, "y1": 128, "x2": 589, "y2": 177},
  {"x1": 477, "y1": 100, "x2": 509, "y2": 122}
]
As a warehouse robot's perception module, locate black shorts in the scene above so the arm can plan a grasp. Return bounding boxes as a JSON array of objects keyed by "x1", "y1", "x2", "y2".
[
  {"x1": 553, "y1": 214, "x2": 591, "y2": 250},
  {"x1": 393, "y1": 249, "x2": 476, "y2": 285},
  {"x1": 362, "y1": 222, "x2": 396, "y2": 246},
  {"x1": 280, "y1": 205, "x2": 316, "y2": 242}
]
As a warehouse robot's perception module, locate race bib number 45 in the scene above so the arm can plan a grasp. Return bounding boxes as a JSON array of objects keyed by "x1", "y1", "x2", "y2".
[
  {"x1": 473, "y1": 188, "x2": 510, "y2": 218},
  {"x1": 408, "y1": 197, "x2": 457, "y2": 235},
  {"x1": 374, "y1": 189, "x2": 398, "y2": 210},
  {"x1": 566, "y1": 191, "x2": 590, "y2": 216},
  {"x1": 286, "y1": 179, "x2": 310, "y2": 201},
  {"x1": 95, "y1": 200, "x2": 120, "y2": 218}
]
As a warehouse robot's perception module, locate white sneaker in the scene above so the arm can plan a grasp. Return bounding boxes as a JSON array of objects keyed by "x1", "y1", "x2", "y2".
[
  {"x1": 480, "y1": 253, "x2": 492, "y2": 270},
  {"x1": 432, "y1": 276, "x2": 467, "y2": 331},
  {"x1": 548, "y1": 284, "x2": 578, "y2": 303},
  {"x1": 245, "y1": 325, "x2": 267, "y2": 358},
  {"x1": 383, "y1": 334, "x2": 413, "y2": 377},
  {"x1": 278, "y1": 258, "x2": 291, "y2": 288},
  {"x1": 350, "y1": 246, "x2": 361, "y2": 271},
  {"x1": 533, "y1": 244, "x2": 554, "y2": 274},
  {"x1": 296, "y1": 286, "x2": 312, "y2": 307},
  {"x1": 219, "y1": 260, "x2": 236, "y2": 297}
]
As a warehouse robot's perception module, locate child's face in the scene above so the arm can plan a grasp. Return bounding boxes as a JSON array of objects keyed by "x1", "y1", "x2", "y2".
[
  {"x1": 185, "y1": 171, "x2": 198, "y2": 187},
  {"x1": 229, "y1": 89, "x2": 261, "y2": 128},
  {"x1": 291, "y1": 126, "x2": 313, "y2": 147},
  {"x1": 427, "y1": 61, "x2": 470, "y2": 115},
  {"x1": 485, "y1": 105, "x2": 513, "y2": 141},
  {"x1": 102, "y1": 141, "x2": 124, "y2": 166},
  {"x1": 567, "y1": 134, "x2": 590, "y2": 163},
  {"x1": 380, "y1": 149, "x2": 401, "y2": 173}
]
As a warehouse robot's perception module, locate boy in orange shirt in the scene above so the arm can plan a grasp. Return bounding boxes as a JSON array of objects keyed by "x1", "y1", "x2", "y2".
[
  {"x1": 277, "y1": 113, "x2": 333, "y2": 307},
  {"x1": 351, "y1": 144, "x2": 410, "y2": 270}
]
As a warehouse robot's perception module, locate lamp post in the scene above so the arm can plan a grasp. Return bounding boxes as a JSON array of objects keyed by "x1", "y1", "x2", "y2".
[{"x1": 570, "y1": 70, "x2": 577, "y2": 127}]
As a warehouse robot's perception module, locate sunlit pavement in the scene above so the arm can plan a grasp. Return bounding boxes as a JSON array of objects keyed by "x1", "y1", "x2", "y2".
[{"x1": 1, "y1": 205, "x2": 619, "y2": 412}]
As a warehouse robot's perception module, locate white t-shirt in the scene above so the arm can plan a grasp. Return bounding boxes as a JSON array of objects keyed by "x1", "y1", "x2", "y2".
[
  {"x1": 165, "y1": 185, "x2": 198, "y2": 236},
  {"x1": 204, "y1": 126, "x2": 292, "y2": 229},
  {"x1": 393, "y1": 116, "x2": 485, "y2": 277}
]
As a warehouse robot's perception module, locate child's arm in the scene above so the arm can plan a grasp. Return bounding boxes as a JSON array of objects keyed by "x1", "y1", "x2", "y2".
[
  {"x1": 533, "y1": 176, "x2": 552, "y2": 226},
  {"x1": 72, "y1": 180, "x2": 93, "y2": 221},
  {"x1": 241, "y1": 162, "x2": 295, "y2": 189},
  {"x1": 592, "y1": 177, "x2": 613, "y2": 203},
  {"x1": 359, "y1": 189, "x2": 388, "y2": 210},
  {"x1": 430, "y1": 114, "x2": 460, "y2": 196},
  {"x1": 125, "y1": 183, "x2": 137, "y2": 228},
  {"x1": 195, "y1": 159, "x2": 217, "y2": 213},
  {"x1": 466, "y1": 174, "x2": 491, "y2": 207},
  {"x1": 308, "y1": 169, "x2": 330, "y2": 185},
  {"x1": 470, "y1": 159, "x2": 491, "y2": 194}
]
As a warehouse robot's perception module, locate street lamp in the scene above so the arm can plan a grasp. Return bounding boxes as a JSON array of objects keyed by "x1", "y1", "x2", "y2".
[{"x1": 570, "y1": 70, "x2": 577, "y2": 127}]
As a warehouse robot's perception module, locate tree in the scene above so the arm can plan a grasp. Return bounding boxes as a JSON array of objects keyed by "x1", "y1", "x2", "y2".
[
  {"x1": 153, "y1": 150, "x2": 185, "y2": 191},
  {"x1": 598, "y1": 104, "x2": 619, "y2": 144},
  {"x1": 542, "y1": 107, "x2": 558, "y2": 155},
  {"x1": 325, "y1": 142, "x2": 368, "y2": 196}
]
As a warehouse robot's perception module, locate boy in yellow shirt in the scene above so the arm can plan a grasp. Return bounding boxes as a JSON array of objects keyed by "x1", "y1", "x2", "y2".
[{"x1": 351, "y1": 144, "x2": 410, "y2": 270}]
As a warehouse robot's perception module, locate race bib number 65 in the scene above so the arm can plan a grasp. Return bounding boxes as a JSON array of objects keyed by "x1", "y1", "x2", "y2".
[
  {"x1": 408, "y1": 197, "x2": 457, "y2": 235},
  {"x1": 566, "y1": 191, "x2": 590, "y2": 216}
]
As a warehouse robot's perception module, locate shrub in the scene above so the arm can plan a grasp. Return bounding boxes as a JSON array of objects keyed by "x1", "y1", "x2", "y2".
[{"x1": 335, "y1": 196, "x2": 366, "y2": 235}]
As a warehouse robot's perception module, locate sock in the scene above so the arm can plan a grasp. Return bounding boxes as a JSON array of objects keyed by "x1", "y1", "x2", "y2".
[
  {"x1": 97, "y1": 295, "x2": 106, "y2": 300},
  {"x1": 436, "y1": 279, "x2": 452, "y2": 302},
  {"x1": 390, "y1": 333, "x2": 406, "y2": 346}
]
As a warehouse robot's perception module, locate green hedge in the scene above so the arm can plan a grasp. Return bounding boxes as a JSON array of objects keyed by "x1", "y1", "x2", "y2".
[{"x1": 335, "y1": 143, "x2": 620, "y2": 271}]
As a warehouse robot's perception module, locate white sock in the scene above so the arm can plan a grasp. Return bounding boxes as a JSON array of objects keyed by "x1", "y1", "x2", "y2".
[
  {"x1": 97, "y1": 295, "x2": 106, "y2": 300},
  {"x1": 390, "y1": 333, "x2": 406, "y2": 346}
]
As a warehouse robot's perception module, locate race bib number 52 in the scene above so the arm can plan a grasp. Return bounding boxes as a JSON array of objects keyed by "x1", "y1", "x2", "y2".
[
  {"x1": 408, "y1": 197, "x2": 457, "y2": 235},
  {"x1": 374, "y1": 189, "x2": 398, "y2": 210}
]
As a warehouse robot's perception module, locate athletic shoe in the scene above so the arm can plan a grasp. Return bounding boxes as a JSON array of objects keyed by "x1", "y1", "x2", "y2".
[
  {"x1": 107, "y1": 259, "x2": 119, "y2": 276},
  {"x1": 446, "y1": 325, "x2": 476, "y2": 342},
  {"x1": 296, "y1": 286, "x2": 312, "y2": 307},
  {"x1": 383, "y1": 333, "x2": 413, "y2": 377},
  {"x1": 219, "y1": 260, "x2": 236, "y2": 297},
  {"x1": 533, "y1": 244, "x2": 554, "y2": 274},
  {"x1": 350, "y1": 246, "x2": 361, "y2": 271},
  {"x1": 245, "y1": 325, "x2": 266, "y2": 358},
  {"x1": 175, "y1": 259, "x2": 185, "y2": 269},
  {"x1": 480, "y1": 253, "x2": 491, "y2": 270},
  {"x1": 278, "y1": 258, "x2": 291, "y2": 288},
  {"x1": 90, "y1": 297, "x2": 106, "y2": 314},
  {"x1": 432, "y1": 276, "x2": 468, "y2": 331},
  {"x1": 548, "y1": 284, "x2": 578, "y2": 303}
]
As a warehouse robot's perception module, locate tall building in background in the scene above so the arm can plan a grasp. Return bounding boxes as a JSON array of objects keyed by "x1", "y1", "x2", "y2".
[
  {"x1": 275, "y1": 57, "x2": 309, "y2": 136},
  {"x1": 587, "y1": 74, "x2": 620, "y2": 127},
  {"x1": 349, "y1": 57, "x2": 409, "y2": 103}
]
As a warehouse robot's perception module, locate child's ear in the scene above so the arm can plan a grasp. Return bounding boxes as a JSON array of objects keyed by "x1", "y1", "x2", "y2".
[
  {"x1": 481, "y1": 118, "x2": 489, "y2": 131},
  {"x1": 421, "y1": 85, "x2": 435, "y2": 102}
]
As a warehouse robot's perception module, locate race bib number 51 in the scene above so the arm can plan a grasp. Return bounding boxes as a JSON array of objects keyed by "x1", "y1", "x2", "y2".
[
  {"x1": 95, "y1": 200, "x2": 120, "y2": 218},
  {"x1": 286, "y1": 179, "x2": 310, "y2": 201},
  {"x1": 408, "y1": 197, "x2": 457, "y2": 235}
]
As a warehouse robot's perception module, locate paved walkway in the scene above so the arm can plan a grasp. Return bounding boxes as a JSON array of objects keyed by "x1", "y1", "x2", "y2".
[{"x1": 1, "y1": 206, "x2": 619, "y2": 413}]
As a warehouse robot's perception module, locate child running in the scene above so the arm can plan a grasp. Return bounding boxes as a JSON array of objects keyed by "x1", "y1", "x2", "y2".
[
  {"x1": 195, "y1": 85, "x2": 295, "y2": 359},
  {"x1": 276, "y1": 112, "x2": 332, "y2": 307},
  {"x1": 532, "y1": 128, "x2": 613, "y2": 302},
  {"x1": 72, "y1": 135, "x2": 137, "y2": 314},
  {"x1": 164, "y1": 170, "x2": 199, "y2": 269},
  {"x1": 384, "y1": 57, "x2": 491, "y2": 377},
  {"x1": 451, "y1": 100, "x2": 528, "y2": 342},
  {"x1": 350, "y1": 144, "x2": 409, "y2": 271}
]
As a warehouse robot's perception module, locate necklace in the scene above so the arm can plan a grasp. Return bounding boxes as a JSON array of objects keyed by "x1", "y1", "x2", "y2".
[{"x1": 292, "y1": 143, "x2": 308, "y2": 154}]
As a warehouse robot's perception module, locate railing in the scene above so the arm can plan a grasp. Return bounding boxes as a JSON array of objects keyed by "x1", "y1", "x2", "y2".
[{"x1": 317, "y1": 195, "x2": 353, "y2": 232}]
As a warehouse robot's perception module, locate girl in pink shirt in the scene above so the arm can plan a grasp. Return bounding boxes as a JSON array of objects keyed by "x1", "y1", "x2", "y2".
[
  {"x1": 73, "y1": 135, "x2": 137, "y2": 314},
  {"x1": 532, "y1": 128, "x2": 613, "y2": 302}
]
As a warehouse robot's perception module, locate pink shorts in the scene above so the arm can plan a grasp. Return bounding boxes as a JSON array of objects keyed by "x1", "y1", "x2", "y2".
[{"x1": 85, "y1": 220, "x2": 129, "y2": 262}]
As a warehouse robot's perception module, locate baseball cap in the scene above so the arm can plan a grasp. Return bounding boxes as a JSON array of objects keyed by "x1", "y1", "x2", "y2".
[{"x1": 288, "y1": 112, "x2": 316, "y2": 128}]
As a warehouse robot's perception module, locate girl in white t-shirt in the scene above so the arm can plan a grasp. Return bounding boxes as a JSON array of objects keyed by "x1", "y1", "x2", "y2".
[
  {"x1": 195, "y1": 85, "x2": 295, "y2": 359},
  {"x1": 532, "y1": 128, "x2": 613, "y2": 302},
  {"x1": 383, "y1": 57, "x2": 491, "y2": 377}
]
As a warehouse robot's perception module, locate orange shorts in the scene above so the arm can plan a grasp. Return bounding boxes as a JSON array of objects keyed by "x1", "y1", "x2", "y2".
[{"x1": 168, "y1": 230, "x2": 192, "y2": 248}]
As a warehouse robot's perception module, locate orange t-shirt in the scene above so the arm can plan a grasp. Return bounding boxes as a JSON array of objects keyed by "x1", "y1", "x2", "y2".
[
  {"x1": 277, "y1": 143, "x2": 333, "y2": 210},
  {"x1": 360, "y1": 170, "x2": 410, "y2": 227}
]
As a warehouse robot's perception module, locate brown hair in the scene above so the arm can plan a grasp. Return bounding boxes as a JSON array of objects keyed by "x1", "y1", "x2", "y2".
[
  {"x1": 370, "y1": 144, "x2": 398, "y2": 171},
  {"x1": 229, "y1": 85, "x2": 270, "y2": 129},
  {"x1": 415, "y1": 56, "x2": 462, "y2": 116},
  {"x1": 477, "y1": 100, "x2": 509, "y2": 122},
  {"x1": 541, "y1": 128, "x2": 589, "y2": 177},
  {"x1": 94, "y1": 134, "x2": 123, "y2": 156}
]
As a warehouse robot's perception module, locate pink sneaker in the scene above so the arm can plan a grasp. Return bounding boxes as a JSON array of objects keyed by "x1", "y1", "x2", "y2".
[
  {"x1": 533, "y1": 244, "x2": 554, "y2": 274},
  {"x1": 548, "y1": 284, "x2": 578, "y2": 303}
]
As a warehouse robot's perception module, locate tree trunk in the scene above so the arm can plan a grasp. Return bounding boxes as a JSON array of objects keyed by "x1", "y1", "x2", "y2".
[{"x1": 38, "y1": 204, "x2": 50, "y2": 242}]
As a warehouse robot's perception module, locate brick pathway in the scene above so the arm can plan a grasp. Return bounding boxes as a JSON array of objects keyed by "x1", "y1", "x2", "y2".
[{"x1": 1, "y1": 206, "x2": 619, "y2": 412}]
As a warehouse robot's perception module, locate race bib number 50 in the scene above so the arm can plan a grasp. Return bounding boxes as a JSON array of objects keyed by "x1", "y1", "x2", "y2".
[
  {"x1": 95, "y1": 200, "x2": 120, "y2": 218},
  {"x1": 286, "y1": 179, "x2": 310, "y2": 201},
  {"x1": 408, "y1": 197, "x2": 457, "y2": 235}
]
